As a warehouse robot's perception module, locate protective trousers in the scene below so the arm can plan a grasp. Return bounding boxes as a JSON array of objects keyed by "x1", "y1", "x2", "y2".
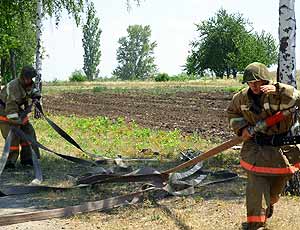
[
  {"x1": 0, "y1": 122, "x2": 40, "y2": 165},
  {"x1": 246, "y1": 172, "x2": 292, "y2": 230}
]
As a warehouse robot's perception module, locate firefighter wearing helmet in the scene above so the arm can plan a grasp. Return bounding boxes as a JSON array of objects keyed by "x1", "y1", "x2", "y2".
[
  {"x1": 0, "y1": 65, "x2": 41, "y2": 169},
  {"x1": 227, "y1": 62, "x2": 300, "y2": 229}
]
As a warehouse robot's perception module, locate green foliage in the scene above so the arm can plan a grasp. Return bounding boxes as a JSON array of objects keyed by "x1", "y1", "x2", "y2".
[
  {"x1": 92, "y1": 86, "x2": 109, "y2": 92},
  {"x1": 185, "y1": 8, "x2": 277, "y2": 78},
  {"x1": 82, "y1": 2, "x2": 102, "y2": 81},
  {"x1": 126, "y1": 0, "x2": 141, "y2": 10},
  {"x1": 69, "y1": 69, "x2": 87, "y2": 82},
  {"x1": 155, "y1": 73, "x2": 170, "y2": 82},
  {"x1": 169, "y1": 73, "x2": 197, "y2": 81},
  {"x1": 222, "y1": 85, "x2": 244, "y2": 93},
  {"x1": 43, "y1": 78, "x2": 247, "y2": 96},
  {"x1": 113, "y1": 25, "x2": 158, "y2": 80},
  {"x1": 0, "y1": 1, "x2": 36, "y2": 84},
  {"x1": 33, "y1": 115, "x2": 210, "y2": 159},
  {"x1": 0, "y1": 0, "x2": 86, "y2": 84},
  {"x1": 41, "y1": 0, "x2": 85, "y2": 26},
  {"x1": 236, "y1": 31, "x2": 278, "y2": 69},
  {"x1": 154, "y1": 73, "x2": 197, "y2": 82}
]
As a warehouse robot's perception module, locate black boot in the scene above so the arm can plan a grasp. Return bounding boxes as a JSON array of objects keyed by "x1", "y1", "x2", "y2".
[
  {"x1": 266, "y1": 205, "x2": 274, "y2": 218},
  {"x1": 4, "y1": 162, "x2": 16, "y2": 169}
]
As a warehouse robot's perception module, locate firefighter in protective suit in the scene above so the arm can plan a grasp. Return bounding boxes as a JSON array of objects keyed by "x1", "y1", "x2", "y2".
[
  {"x1": 227, "y1": 62, "x2": 300, "y2": 230},
  {"x1": 0, "y1": 66, "x2": 41, "y2": 169}
]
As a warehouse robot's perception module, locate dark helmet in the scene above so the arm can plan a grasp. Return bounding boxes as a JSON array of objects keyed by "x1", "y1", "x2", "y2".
[
  {"x1": 19, "y1": 65, "x2": 37, "y2": 89},
  {"x1": 242, "y1": 62, "x2": 270, "y2": 84},
  {"x1": 20, "y1": 65, "x2": 37, "y2": 79}
]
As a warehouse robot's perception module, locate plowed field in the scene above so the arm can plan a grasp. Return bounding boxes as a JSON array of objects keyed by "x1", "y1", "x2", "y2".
[{"x1": 43, "y1": 91, "x2": 234, "y2": 140}]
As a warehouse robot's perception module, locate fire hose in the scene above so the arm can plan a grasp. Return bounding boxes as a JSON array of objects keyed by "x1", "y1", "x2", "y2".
[
  {"x1": 0, "y1": 106, "x2": 296, "y2": 226},
  {"x1": 164, "y1": 109, "x2": 294, "y2": 174}
]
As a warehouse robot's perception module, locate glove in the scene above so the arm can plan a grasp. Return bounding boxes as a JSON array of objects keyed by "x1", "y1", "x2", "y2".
[{"x1": 31, "y1": 88, "x2": 42, "y2": 101}]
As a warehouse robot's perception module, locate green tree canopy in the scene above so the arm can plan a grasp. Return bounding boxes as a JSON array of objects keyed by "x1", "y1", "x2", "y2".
[
  {"x1": 0, "y1": 0, "x2": 86, "y2": 84},
  {"x1": 113, "y1": 25, "x2": 157, "y2": 80},
  {"x1": 82, "y1": 2, "x2": 102, "y2": 81},
  {"x1": 0, "y1": 1, "x2": 37, "y2": 83},
  {"x1": 185, "y1": 8, "x2": 278, "y2": 78}
]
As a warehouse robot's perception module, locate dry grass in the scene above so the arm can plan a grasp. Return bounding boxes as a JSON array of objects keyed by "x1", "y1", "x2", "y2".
[
  {"x1": 2, "y1": 77, "x2": 300, "y2": 229},
  {"x1": 43, "y1": 79, "x2": 243, "y2": 95},
  {"x1": 43, "y1": 71, "x2": 300, "y2": 97},
  {"x1": 2, "y1": 178, "x2": 300, "y2": 230}
]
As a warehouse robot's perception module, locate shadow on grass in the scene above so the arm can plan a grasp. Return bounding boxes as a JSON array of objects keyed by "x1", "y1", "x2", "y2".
[
  {"x1": 0, "y1": 152, "x2": 172, "y2": 214},
  {"x1": 0, "y1": 150, "x2": 245, "y2": 218},
  {"x1": 151, "y1": 199, "x2": 192, "y2": 230}
]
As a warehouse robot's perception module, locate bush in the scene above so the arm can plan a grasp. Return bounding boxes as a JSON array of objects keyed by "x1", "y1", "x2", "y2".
[
  {"x1": 93, "y1": 86, "x2": 108, "y2": 92},
  {"x1": 69, "y1": 70, "x2": 87, "y2": 82},
  {"x1": 155, "y1": 73, "x2": 170, "y2": 82},
  {"x1": 169, "y1": 73, "x2": 197, "y2": 81}
]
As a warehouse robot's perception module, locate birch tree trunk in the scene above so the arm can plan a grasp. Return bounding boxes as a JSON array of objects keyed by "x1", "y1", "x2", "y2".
[
  {"x1": 35, "y1": 0, "x2": 42, "y2": 89},
  {"x1": 278, "y1": 0, "x2": 296, "y2": 88},
  {"x1": 278, "y1": 0, "x2": 300, "y2": 196},
  {"x1": 35, "y1": 0, "x2": 43, "y2": 118}
]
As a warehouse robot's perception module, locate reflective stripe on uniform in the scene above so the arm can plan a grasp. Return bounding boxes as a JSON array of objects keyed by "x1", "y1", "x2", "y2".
[
  {"x1": 9, "y1": 145, "x2": 19, "y2": 151},
  {"x1": 240, "y1": 159, "x2": 299, "y2": 174},
  {"x1": 0, "y1": 116, "x2": 9, "y2": 122},
  {"x1": 263, "y1": 102, "x2": 270, "y2": 110},
  {"x1": 241, "y1": 105, "x2": 249, "y2": 111},
  {"x1": 6, "y1": 82, "x2": 11, "y2": 97},
  {"x1": 6, "y1": 113, "x2": 18, "y2": 119},
  {"x1": 247, "y1": 215, "x2": 266, "y2": 223},
  {"x1": 229, "y1": 117, "x2": 245, "y2": 127},
  {"x1": 0, "y1": 115, "x2": 29, "y2": 124}
]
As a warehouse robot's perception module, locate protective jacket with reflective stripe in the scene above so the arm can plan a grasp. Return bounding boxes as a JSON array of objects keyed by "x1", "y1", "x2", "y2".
[
  {"x1": 0, "y1": 78, "x2": 34, "y2": 118},
  {"x1": 227, "y1": 82, "x2": 300, "y2": 176}
]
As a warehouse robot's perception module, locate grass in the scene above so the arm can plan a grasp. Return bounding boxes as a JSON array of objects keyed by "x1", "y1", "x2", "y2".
[
  {"x1": 43, "y1": 70, "x2": 300, "y2": 96},
  {"x1": 31, "y1": 114, "x2": 239, "y2": 166},
  {"x1": 0, "y1": 112, "x2": 243, "y2": 229},
  {"x1": 43, "y1": 79, "x2": 244, "y2": 95},
  {"x1": 2, "y1": 77, "x2": 300, "y2": 229}
]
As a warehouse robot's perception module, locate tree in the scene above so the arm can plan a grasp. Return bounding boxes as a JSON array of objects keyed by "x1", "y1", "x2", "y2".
[
  {"x1": 277, "y1": 0, "x2": 299, "y2": 195},
  {"x1": 185, "y1": 9, "x2": 249, "y2": 78},
  {"x1": 233, "y1": 31, "x2": 278, "y2": 72},
  {"x1": 185, "y1": 8, "x2": 278, "y2": 78},
  {"x1": 113, "y1": 25, "x2": 157, "y2": 80},
  {"x1": 35, "y1": 0, "x2": 43, "y2": 95},
  {"x1": 0, "y1": 1, "x2": 36, "y2": 84},
  {"x1": 278, "y1": 0, "x2": 296, "y2": 88},
  {"x1": 126, "y1": 0, "x2": 141, "y2": 10},
  {"x1": 82, "y1": 2, "x2": 102, "y2": 81},
  {"x1": 0, "y1": 0, "x2": 86, "y2": 85},
  {"x1": 0, "y1": 0, "x2": 142, "y2": 84}
]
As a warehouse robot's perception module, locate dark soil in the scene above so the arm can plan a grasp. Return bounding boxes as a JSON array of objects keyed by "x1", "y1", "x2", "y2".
[
  {"x1": 2, "y1": 90, "x2": 300, "y2": 229},
  {"x1": 43, "y1": 91, "x2": 235, "y2": 140}
]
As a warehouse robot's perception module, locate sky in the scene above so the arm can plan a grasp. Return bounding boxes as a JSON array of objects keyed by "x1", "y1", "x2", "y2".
[{"x1": 41, "y1": 0, "x2": 300, "y2": 81}]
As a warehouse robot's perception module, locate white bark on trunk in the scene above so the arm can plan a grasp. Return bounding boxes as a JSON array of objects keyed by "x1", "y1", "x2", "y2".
[
  {"x1": 278, "y1": 0, "x2": 297, "y2": 88},
  {"x1": 279, "y1": 0, "x2": 299, "y2": 193},
  {"x1": 34, "y1": 0, "x2": 43, "y2": 119},
  {"x1": 35, "y1": 0, "x2": 42, "y2": 90}
]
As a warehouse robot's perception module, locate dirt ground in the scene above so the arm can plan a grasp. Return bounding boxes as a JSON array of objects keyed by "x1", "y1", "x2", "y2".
[
  {"x1": 2, "y1": 90, "x2": 300, "y2": 230},
  {"x1": 43, "y1": 91, "x2": 234, "y2": 140}
]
